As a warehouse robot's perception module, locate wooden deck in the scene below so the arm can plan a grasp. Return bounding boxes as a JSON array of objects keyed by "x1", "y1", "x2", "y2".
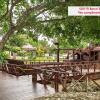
[{"x1": 0, "y1": 71, "x2": 55, "y2": 100}]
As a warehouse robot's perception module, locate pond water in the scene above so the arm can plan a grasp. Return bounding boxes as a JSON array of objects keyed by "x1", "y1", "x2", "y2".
[{"x1": 0, "y1": 71, "x2": 55, "y2": 100}]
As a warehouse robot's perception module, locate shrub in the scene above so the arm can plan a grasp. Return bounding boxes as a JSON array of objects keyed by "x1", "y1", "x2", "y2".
[{"x1": 0, "y1": 51, "x2": 8, "y2": 64}]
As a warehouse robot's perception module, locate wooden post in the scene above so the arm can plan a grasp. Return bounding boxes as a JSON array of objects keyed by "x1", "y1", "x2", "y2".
[
  {"x1": 57, "y1": 44, "x2": 59, "y2": 62},
  {"x1": 87, "y1": 64, "x2": 89, "y2": 74},
  {"x1": 73, "y1": 50, "x2": 75, "y2": 60},
  {"x1": 54, "y1": 42, "x2": 59, "y2": 62},
  {"x1": 32, "y1": 70, "x2": 37, "y2": 82},
  {"x1": 54, "y1": 73, "x2": 59, "y2": 92},
  {"x1": 80, "y1": 65, "x2": 82, "y2": 75},
  {"x1": 80, "y1": 50, "x2": 82, "y2": 60},
  {"x1": 94, "y1": 64, "x2": 96, "y2": 73},
  {"x1": 86, "y1": 74, "x2": 89, "y2": 92},
  {"x1": 68, "y1": 51, "x2": 69, "y2": 60}
]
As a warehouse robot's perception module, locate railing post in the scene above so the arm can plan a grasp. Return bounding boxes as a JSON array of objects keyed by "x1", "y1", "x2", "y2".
[
  {"x1": 94, "y1": 63, "x2": 96, "y2": 73},
  {"x1": 87, "y1": 64, "x2": 89, "y2": 74},
  {"x1": 32, "y1": 70, "x2": 37, "y2": 82},
  {"x1": 57, "y1": 44, "x2": 59, "y2": 62},
  {"x1": 80, "y1": 65, "x2": 82, "y2": 75},
  {"x1": 54, "y1": 72, "x2": 59, "y2": 92}
]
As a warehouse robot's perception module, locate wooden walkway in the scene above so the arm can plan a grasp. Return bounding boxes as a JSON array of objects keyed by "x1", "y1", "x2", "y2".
[{"x1": 0, "y1": 71, "x2": 55, "y2": 100}]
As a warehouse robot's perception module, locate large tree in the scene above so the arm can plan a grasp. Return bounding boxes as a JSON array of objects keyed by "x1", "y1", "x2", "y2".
[{"x1": 0, "y1": 0, "x2": 100, "y2": 49}]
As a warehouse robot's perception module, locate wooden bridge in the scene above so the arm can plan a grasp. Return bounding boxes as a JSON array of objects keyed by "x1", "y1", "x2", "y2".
[
  {"x1": 1, "y1": 45, "x2": 100, "y2": 92},
  {"x1": 1, "y1": 59, "x2": 100, "y2": 92},
  {"x1": 31, "y1": 61, "x2": 100, "y2": 91}
]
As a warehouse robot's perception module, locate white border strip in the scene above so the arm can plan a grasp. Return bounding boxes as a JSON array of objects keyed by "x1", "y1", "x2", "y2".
[{"x1": 68, "y1": 6, "x2": 100, "y2": 16}]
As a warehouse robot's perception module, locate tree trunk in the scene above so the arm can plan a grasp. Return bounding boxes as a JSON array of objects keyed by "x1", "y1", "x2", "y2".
[{"x1": 0, "y1": 27, "x2": 16, "y2": 50}]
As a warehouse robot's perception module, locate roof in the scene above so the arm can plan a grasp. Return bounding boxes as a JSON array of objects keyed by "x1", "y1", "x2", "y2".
[{"x1": 22, "y1": 44, "x2": 36, "y2": 51}]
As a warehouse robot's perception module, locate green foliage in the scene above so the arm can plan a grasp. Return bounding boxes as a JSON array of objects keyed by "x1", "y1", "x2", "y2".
[
  {"x1": 5, "y1": 45, "x2": 21, "y2": 53},
  {"x1": 8, "y1": 35, "x2": 26, "y2": 47},
  {"x1": 36, "y1": 45, "x2": 46, "y2": 56},
  {"x1": 17, "y1": 50, "x2": 26, "y2": 56},
  {"x1": 0, "y1": 0, "x2": 7, "y2": 16},
  {"x1": 11, "y1": 47, "x2": 21, "y2": 53},
  {"x1": 0, "y1": 0, "x2": 100, "y2": 50},
  {"x1": 0, "y1": 51, "x2": 8, "y2": 63}
]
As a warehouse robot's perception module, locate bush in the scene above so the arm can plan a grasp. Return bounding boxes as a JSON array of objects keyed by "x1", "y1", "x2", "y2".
[{"x1": 0, "y1": 51, "x2": 8, "y2": 64}]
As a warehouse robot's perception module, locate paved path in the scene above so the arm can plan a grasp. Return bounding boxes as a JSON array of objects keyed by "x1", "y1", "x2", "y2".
[{"x1": 0, "y1": 71, "x2": 55, "y2": 100}]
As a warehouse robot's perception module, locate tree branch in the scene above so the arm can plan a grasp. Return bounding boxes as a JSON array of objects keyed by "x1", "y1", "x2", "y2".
[
  {"x1": 16, "y1": 3, "x2": 46, "y2": 27},
  {"x1": 0, "y1": 1, "x2": 67, "y2": 49},
  {"x1": 0, "y1": 26, "x2": 16, "y2": 49},
  {"x1": 0, "y1": 3, "x2": 47, "y2": 50},
  {"x1": 0, "y1": 0, "x2": 22, "y2": 22},
  {"x1": 38, "y1": 18, "x2": 67, "y2": 23},
  {"x1": 9, "y1": 0, "x2": 13, "y2": 27}
]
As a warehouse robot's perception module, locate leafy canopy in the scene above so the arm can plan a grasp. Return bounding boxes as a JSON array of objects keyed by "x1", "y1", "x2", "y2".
[{"x1": 0, "y1": 0, "x2": 99, "y2": 50}]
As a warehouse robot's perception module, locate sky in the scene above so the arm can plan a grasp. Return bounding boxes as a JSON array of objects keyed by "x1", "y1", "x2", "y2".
[{"x1": 38, "y1": 34, "x2": 53, "y2": 46}]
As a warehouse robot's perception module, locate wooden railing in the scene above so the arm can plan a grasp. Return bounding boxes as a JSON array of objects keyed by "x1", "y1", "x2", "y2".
[
  {"x1": 31, "y1": 61, "x2": 100, "y2": 92},
  {"x1": 1, "y1": 59, "x2": 100, "y2": 77}
]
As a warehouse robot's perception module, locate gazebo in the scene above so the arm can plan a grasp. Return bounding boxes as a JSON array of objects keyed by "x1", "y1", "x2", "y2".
[{"x1": 22, "y1": 44, "x2": 36, "y2": 51}]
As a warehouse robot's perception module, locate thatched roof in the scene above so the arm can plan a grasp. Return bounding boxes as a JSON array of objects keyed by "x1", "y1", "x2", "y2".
[{"x1": 22, "y1": 44, "x2": 36, "y2": 51}]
